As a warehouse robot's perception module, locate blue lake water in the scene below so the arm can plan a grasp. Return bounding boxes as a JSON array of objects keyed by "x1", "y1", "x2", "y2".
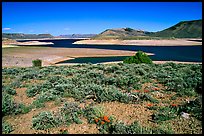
[{"x1": 17, "y1": 39, "x2": 202, "y2": 63}]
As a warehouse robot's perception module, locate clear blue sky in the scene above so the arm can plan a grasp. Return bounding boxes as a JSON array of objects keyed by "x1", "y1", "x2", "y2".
[{"x1": 2, "y1": 2, "x2": 202, "y2": 36}]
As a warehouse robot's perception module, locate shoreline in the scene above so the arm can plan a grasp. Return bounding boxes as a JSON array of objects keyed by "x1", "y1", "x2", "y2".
[
  {"x1": 2, "y1": 60, "x2": 201, "y2": 68},
  {"x1": 2, "y1": 44, "x2": 20, "y2": 48},
  {"x1": 2, "y1": 43, "x2": 201, "y2": 68},
  {"x1": 15, "y1": 37, "x2": 90, "y2": 41},
  {"x1": 54, "y1": 60, "x2": 202, "y2": 66},
  {"x1": 14, "y1": 41, "x2": 54, "y2": 46},
  {"x1": 73, "y1": 39, "x2": 202, "y2": 46},
  {"x1": 2, "y1": 41, "x2": 54, "y2": 48}
]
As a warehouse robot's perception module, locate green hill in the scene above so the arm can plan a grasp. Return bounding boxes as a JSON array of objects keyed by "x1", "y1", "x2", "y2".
[
  {"x1": 92, "y1": 19, "x2": 202, "y2": 39},
  {"x1": 2, "y1": 33, "x2": 54, "y2": 39},
  {"x1": 149, "y1": 19, "x2": 202, "y2": 38}
]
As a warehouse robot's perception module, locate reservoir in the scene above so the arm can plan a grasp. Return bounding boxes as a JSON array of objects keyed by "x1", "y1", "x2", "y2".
[{"x1": 17, "y1": 39, "x2": 202, "y2": 64}]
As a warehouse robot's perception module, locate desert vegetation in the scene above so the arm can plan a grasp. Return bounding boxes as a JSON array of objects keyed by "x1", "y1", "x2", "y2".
[{"x1": 2, "y1": 62, "x2": 202, "y2": 134}]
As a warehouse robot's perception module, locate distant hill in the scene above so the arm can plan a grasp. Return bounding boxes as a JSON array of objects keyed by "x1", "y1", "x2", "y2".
[
  {"x1": 98, "y1": 28, "x2": 150, "y2": 36},
  {"x1": 93, "y1": 19, "x2": 202, "y2": 39},
  {"x1": 148, "y1": 19, "x2": 202, "y2": 38},
  {"x1": 2, "y1": 33, "x2": 54, "y2": 39},
  {"x1": 58, "y1": 34, "x2": 97, "y2": 38},
  {"x1": 92, "y1": 28, "x2": 154, "y2": 40}
]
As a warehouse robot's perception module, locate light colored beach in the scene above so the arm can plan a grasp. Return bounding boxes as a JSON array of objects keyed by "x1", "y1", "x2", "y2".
[
  {"x1": 2, "y1": 41, "x2": 54, "y2": 48},
  {"x1": 2, "y1": 47, "x2": 143, "y2": 67},
  {"x1": 14, "y1": 41, "x2": 54, "y2": 45},
  {"x1": 55, "y1": 60, "x2": 202, "y2": 66},
  {"x1": 3, "y1": 45, "x2": 201, "y2": 68},
  {"x1": 2, "y1": 38, "x2": 202, "y2": 67},
  {"x1": 2, "y1": 44, "x2": 20, "y2": 48},
  {"x1": 73, "y1": 39, "x2": 202, "y2": 46}
]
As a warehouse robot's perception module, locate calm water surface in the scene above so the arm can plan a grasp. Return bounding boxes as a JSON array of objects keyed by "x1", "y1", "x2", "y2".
[{"x1": 17, "y1": 39, "x2": 202, "y2": 64}]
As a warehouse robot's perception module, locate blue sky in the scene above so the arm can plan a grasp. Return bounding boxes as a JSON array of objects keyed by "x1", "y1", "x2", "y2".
[{"x1": 2, "y1": 2, "x2": 202, "y2": 36}]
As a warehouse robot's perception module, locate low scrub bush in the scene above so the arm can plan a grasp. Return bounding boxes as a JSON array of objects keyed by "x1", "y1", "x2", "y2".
[
  {"x1": 151, "y1": 106, "x2": 178, "y2": 123},
  {"x1": 140, "y1": 94, "x2": 159, "y2": 103},
  {"x1": 32, "y1": 99, "x2": 45, "y2": 108},
  {"x1": 178, "y1": 96, "x2": 202, "y2": 120},
  {"x1": 32, "y1": 111, "x2": 61, "y2": 130},
  {"x1": 83, "y1": 105, "x2": 105, "y2": 124},
  {"x1": 2, "y1": 93, "x2": 16, "y2": 116},
  {"x1": 2, "y1": 92, "x2": 33, "y2": 116},
  {"x1": 20, "y1": 71, "x2": 39, "y2": 81},
  {"x1": 2, "y1": 121, "x2": 13, "y2": 134},
  {"x1": 26, "y1": 85, "x2": 41, "y2": 97},
  {"x1": 100, "y1": 121, "x2": 173, "y2": 134},
  {"x1": 38, "y1": 90, "x2": 58, "y2": 101},
  {"x1": 19, "y1": 104, "x2": 33, "y2": 114},
  {"x1": 2, "y1": 86, "x2": 16, "y2": 95},
  {"x1": 59, "y1": 102, "x2": 83, "y2": 125}
]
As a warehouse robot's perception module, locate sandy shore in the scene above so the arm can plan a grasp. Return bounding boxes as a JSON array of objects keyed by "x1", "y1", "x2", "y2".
[
  {"x1": 2, "y1": 41, "x2": 54, "y2": 48},
  {"x1": 2, "y1": 41, "x2": 201, "y2": 68},
  {"x1": 14, "y1": 41, "x2": 54, "y2": 46},
  {"x1": 2, "y1": 45, "x2": 201, "y2": 68},
  {"x1": 15, "y1": 37, "x2": 90, "y2": 41},
  {"x1": 55, "y1": 60, "x2": 202, "y2": 66},
  {"x1": 73, "y1": 39, "x2": 202, "y2": 46},
  {"x1": 2, "y1": 47, "x2": 141, "y2": 67},
  {"x1": 101, "y1": 61, "x2": 202, "y2": 65},
  {"x1": 2, "y1": 44, "x2": 20, "y2": 48}
]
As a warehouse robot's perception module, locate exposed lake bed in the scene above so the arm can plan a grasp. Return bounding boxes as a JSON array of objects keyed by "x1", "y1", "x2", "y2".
[
  {"x1": 2, "y1": 39, "x2": 202, "y2": 67},
  {"x1": 73, "y1": 39, "x2": 202, "y2": 46}
]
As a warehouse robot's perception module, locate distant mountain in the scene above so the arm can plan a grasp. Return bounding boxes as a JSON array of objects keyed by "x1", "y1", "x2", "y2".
[
  {"x1": 148, "y1": 19, "x2": 202, "y2": 38},
  {"x1": 93, "y1": 19, "x2": 202, "y2": 39},
  {"x1": 92, "y1": 28, "x2": 154, "y2": 39},
  {"x1": 57, "y1": 34, "x2": 97, "y2": 38},
  {"x1": 2, "y1": 33, "x2": 54, "y2": 39}
]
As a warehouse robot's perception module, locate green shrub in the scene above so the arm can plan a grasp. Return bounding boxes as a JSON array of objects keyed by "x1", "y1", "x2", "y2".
[
  {"x1": 32, "y1": 99, "x2": 45, "y2": 108},
  {"x1": 2, "y1": 86, "x2": 16, "y2": 95},
  {"x1": 32, "y1": 59, "x2": 42, "y2": 67},
  {"x1": 151, "y1": 106, "x2": 178, "y2": 123},
  {"x1": 60, "y1": 102, "x2": 83, "y2": 125},
  {"x1": 26, "y1": 85, "x2": 41, "y2": 97},
  {"x1": 140, "y1": 94, "x2": 159, "y2": 103},
  {"x1": 2, "y1": 121, "x2": 13, "y2": 134},
  {"x1": 103, "y1": 121, "x2": 173, "y2": 134},
  {"x1": 37, "y1": 90, "x2": 57, "y2": 102},
  {"x1": 123, "y1": 51, "x2": 153, "y2": 64},
  {"x1": 59, "y1": 129, "x2": 69, "y2": 134},
  {"x1": 2, "y1": 93, "x2": 16, "y2": 116},
  {"x1": 83, "y1": 105, "x2": 105, "y2": 124},
  {"x1": 32, "y1": 111, "x2": 60, "y2": 130},
  {"x1": 178, "y1": 96, "x2": 202, "y2": 120},
  {"x1": 20, "y1": 71, "x2": 39, "y2": 81},
  {"x1": 2, "y1": 93, "x2": 32, "y2": 116},
  {"x1": 20, "y1": 104, "x2": 33, "y2": 114}
]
